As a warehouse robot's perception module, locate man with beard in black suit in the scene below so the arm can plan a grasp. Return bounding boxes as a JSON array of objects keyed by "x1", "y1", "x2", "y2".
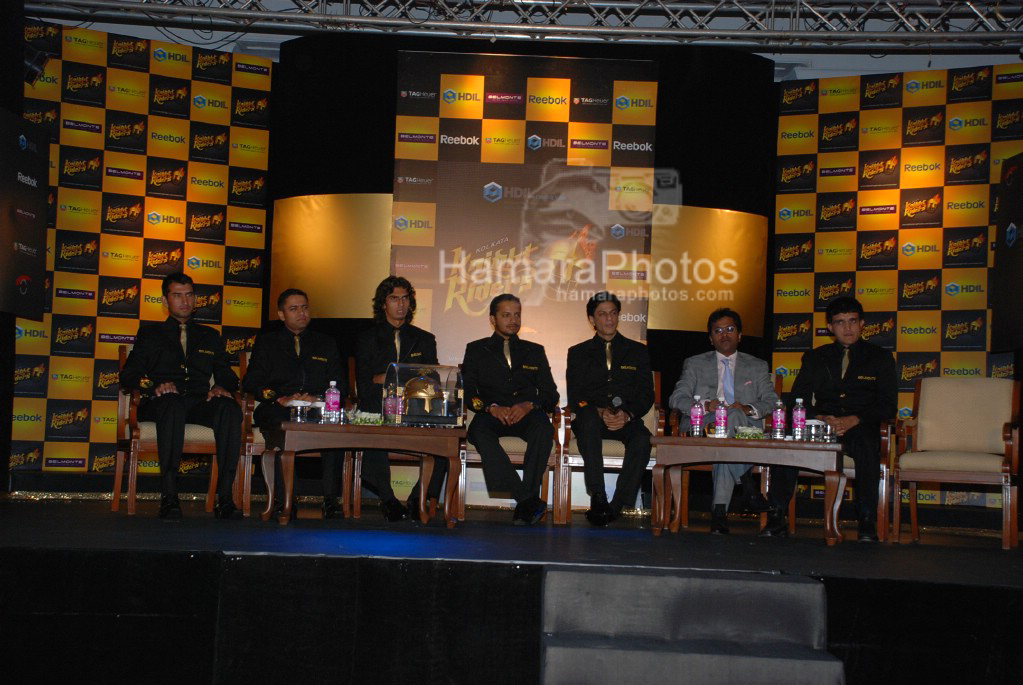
[{"x1": 462, "y1": 294, "x2": 559, "y2": 525}]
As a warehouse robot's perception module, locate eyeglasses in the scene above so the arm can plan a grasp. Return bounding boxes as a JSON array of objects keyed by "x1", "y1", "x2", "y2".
[{"x1": 712, "y1": 326, "x2": 736, "y2": 334}]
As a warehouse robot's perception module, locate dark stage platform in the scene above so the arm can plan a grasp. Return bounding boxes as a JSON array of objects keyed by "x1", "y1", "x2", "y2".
[{"x1": 1, "y1": 497, "x2": 1021, "y2": 684}]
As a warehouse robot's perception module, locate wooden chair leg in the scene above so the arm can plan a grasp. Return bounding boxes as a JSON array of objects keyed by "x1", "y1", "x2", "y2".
[
  {"x1": 206, "y1": 458, "x2": 218, "y2": 512},
  {"x1": 127, "y1": 441, "x2": 140, "y2": 516},
  {"x1": 787, "y1": 482, "x2": 797, "y2": 535},
  {"x1": 353, "y1": 451, "x2": 363, "y2": 519},
  {"x1": 241, "y1": 451, "x2": 253, "y2": 517},
  {"x1": 540, "y1": 465, "x2": 550, "y2": 522},
  {"x1": 341, "y1": 451, "x2": 353, "y2": 519},
  {"x1": 679, "y1": 469, "x2": 691, "y2": 528},
  {"x1": 892, "y1": 473, "x2": 902, "y2": 543},
  {"x1": 669, "y1": 467, "x2": 684, "y2": 533},
  {"x1": 1009, "y1": 484, "x2": 1019, "y2": 549},
  {"x1": 909, "y1": 481, "x2": 919, "y2": 542},
  {"x1": 759, "y1": 468, "x2": 770, "y2": 529},
  {"x1": 233, "y1": 453, "x2": 248, "y2": 512},
  {"x1": 111, "y1": 449, "x2": 125, "y2": 512},
  {"x1": 1002, "y1": 478, "x2": 1012, "y2": 551},
  {"x1": 877, "y1": 466, "x2": 888, "y2": 543}
]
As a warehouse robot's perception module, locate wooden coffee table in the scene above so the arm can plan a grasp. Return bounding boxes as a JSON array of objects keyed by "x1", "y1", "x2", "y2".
[
  {"x1": 260, "y1": 422, "x2": 467, "y2": 527},
  {"x1": 650, "y1": 435, "x2": 847, "y2": 545}
]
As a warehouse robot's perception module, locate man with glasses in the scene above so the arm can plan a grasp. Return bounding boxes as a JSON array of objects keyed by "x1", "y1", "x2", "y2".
[
  {"x1": 761, "y1": 296, "x2": 897, "y2": 542},
  {"x1": 669, "y1": 308, "x2": 777, "y2": 534},
  {"x1": 120, "y1": 272, "x2": 242, "y2": 520}
]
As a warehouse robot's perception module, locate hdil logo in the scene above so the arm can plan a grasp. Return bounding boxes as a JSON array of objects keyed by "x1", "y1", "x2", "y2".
[
  {"x1": 153, "y1": 48, "x2": 167, "y2": 61},
  {"x1": 442, "y1": 89, "x2": 456, "y2": 104},
  {"x1": 1007, "y1": 222, "x2": 1018, "y2": 248},
  {"x1": 15, "y1": 325, "x2": 23, "y2": 340},
  {"x1": 18, "y1": 135, "x2": 27, "y2": 151},
  {"x1": 153, "y1": 48, "x2": 187, "y2": 63},
  {"x1": 901, "y1": 242, "x2": 939, "y2": 256},
  {"x1": 610, "y1": 224, "x2": 625, "y2": 239},
  {"x1": 615, "y1": 96, "x2": 630, "y2": 110},
  {"x1": 442, "y1": 89, "x2": 479, "y2": 104},
  {"x1": 779, "y1": 208, "x2": 792, "y2": 221},
  {"x1": 193, "y1": 95, "x2": 207, "y2": 108},
  {"x1": 187, "y1": 256, "x2": 220, "y2": 269},
  {"x1": 774, "y1": 366, "x2": 789, "y2": 377},
  {"x1": 527, "y1": 135, "x2": 541, "y2": 151},
  {"x1": 483, "y1": 182, "x2": 503, "y2": 203},
  {"x1": 898, "y1": 407, "x2": 913, "y2": 419},
  {"x1": 394, "y1": 216, "x2": 409, "y2": 231},
  {"x1": 147, "y1": 212, "x2": 182, "y2": 225},
  {"x1": 945, "y1": 282, "x2": 984, "y2": 296},
  {"x1": 949, "y1": 117, "x2": 987, "y2": 131},
  {"x1": 147, "y1": 211, "x2": 160, "y2": 224},
  {"x1": 905, "y1": 79, "x2": 942, "y2": 93}
]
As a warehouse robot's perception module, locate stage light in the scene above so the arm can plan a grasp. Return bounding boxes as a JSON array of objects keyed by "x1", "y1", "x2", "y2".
[{"x1": 24, "y1": 45, "x2": 50, "y2": 86}]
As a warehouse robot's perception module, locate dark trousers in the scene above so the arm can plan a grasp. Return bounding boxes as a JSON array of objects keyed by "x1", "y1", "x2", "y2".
[
  {"x1": 467, "y1": 409, "x2": 554, "y2": 503},
  {"x1": 768, "y1": 421, "x2": 881, "y2": 522},
  {"x1": 361, "y1": 449, "x2": 448, "y2": 502},
  {"x1": 573, "y1": 405, "x2": 651, "y2": 509},
  {"x1": 255, "y1": 402, "x2": 343, "y2": 500},
  {"x1": 140, "y1": 393, "x2": 242, "y2": 499}
]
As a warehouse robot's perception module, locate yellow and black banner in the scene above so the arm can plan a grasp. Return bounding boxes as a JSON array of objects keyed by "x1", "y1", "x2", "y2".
[
  {"x1": 13, "y1": 21, "x2": 271, "y2": 477},
  {"x1": 774, "y1": 66, "x2": 1021, "y2": 508}
]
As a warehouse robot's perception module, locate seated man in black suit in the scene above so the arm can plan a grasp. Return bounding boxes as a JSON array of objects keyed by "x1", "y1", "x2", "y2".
[
  {"x1": 120, "y1": 272, "x2": 242, "y2": 520},
  {"x1": 761, "y1": 296, "x2": 897, "y2": 542},
  {"x1": 463, "y1": 293, "x2": 560, "y2": 525},
  {"x1": 355, "y1": 276, "x2": 447, "y2": 521},
  {"x1": 243, "y1": 288, "x2": 346, "y2": 518},
  {"x1": 566, "y1": 292, "x2": 653, "y2": 526}
]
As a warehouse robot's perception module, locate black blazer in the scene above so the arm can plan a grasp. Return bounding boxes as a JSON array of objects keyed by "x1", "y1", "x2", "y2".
[
  {"x1": 462, "y1": 333, "x2": 559, "y2": 413},
  {"x1": 242, "y1": 327, "x2": 343, "y2": 425},
  {"x1": 789, "y1": 338, "x2": 897, "y2": 426},
  {"x1": 355, "y1": 322, "x2": 437, "y2": 413},
  {"x1": 120, "y1": 317, "x2": 237, "y2": 397},
  {"x1": 566, "y1": 333, "x2": 653, "y2": 419}
]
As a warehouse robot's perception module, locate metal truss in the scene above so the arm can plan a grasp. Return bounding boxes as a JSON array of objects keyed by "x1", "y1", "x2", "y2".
[{"x1": 25, "y1": 0, "x2": 1023, "y2": 52}]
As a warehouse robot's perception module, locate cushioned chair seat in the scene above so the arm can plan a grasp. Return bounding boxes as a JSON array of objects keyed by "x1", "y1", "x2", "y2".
[
  {"x1": 898, "y1": 450, "x2": 1005, "y2": 473},
  {"x1": 136, "y1": 422, "x2": 217, "y2": 443}
]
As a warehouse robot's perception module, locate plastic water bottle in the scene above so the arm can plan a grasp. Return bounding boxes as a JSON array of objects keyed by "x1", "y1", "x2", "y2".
[
  {"x1": 714, "y1": 396, "x2": 728, "y2": 438},
  {"x1": 771, "y1": 399, "x2": 786, "y2": 440},
  {"x1": 323, "y1": 381, "x2": 341, "y2": 424},
  {"x1": 690, "y1": 395, "x2": 704, "y2": 436},
  {"x1": 792, "y1": 397, "x2": 806, "y2": 440}
]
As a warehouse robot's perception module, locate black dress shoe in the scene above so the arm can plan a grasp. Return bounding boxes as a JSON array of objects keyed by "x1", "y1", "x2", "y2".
[
  {"x1": 381, "y1": 497, "x2": 410, "y2": 522},
  {"x1": 739, "y1": 474, "x2": 773, "y2": 513},
  {"x1": 158, "y1": 494, "x2": 182, "y2": 520},
  {"x1": 857, "y1": 519, "x2": 879, "y2": 542},
  {"x1": 710, "y1": 504, "x2": 730, "y2": 535},
  {"x1": 759, "y1": 512, "x2": 788, "y2": 537},
  {"x1": 513, "y1": 497, "x2": 547, "y2": 525},
  {"x1": 322, "y1": 497, "x2": 342, "y2": 519},
  {"x1": 585, "y1": 493, "x2": 617, "y2": 527},
  {"x1": 214, "y1": 497, "x2": 241, "y2": 520}
]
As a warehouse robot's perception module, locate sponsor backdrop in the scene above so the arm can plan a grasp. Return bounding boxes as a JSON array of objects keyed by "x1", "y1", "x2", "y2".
[
  {"x1": 775, "y1": 65, "x2": 1020, "y2": 509},
  {"x1": 392, "y1": 51, "x2": 658, "y2": 395},
  {"x1": 14, "y1": 21, "x2": 271, "y2": 481}
]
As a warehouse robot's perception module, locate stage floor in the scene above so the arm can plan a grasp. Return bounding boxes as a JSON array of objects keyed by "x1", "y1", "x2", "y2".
[{"x1": 2, "y1": 496, "x2": 1020, "y2": 590}]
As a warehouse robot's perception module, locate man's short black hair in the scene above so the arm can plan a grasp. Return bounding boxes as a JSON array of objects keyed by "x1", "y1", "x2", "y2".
[
  {"x1": 161, "y1": 271, "x2": 194, "y2": 297},
  {"x1": 586, "y1": 291, "x2": 621, "y2": 318},
  {"x1": 707, "y1": 307, "x2": 742, "y2": 334},
  {"x1": 277, "y1": 288, "x2": 308, "y2": 311},
  {"x1": 825, "y1": 296, "x2": 864, "y2": 323},
  {"x1": 489, "y1": 293, "x2": 521, "y2": 316},
  {"x1": 372, "y1": 276, "x2": 416, "y2": 324}
]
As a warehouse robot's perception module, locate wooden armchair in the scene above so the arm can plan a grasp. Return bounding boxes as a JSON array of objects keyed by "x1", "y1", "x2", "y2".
[
  {"x1": 555, "y1": 372, "x2": 663, "y2": 525},
  {"x1": 457, "y1": 408, "x2": 561, "y2": 521},
  {"x1": 893, "y1": 377, "x2": 1020, "y2": 549},
  {"x1": 111, "y1": 344, "x2": 242, "y2": 515}
]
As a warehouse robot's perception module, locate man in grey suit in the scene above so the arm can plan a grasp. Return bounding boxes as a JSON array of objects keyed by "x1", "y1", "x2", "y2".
[{"x1": 668, "y1": 308, "x2": 777, "y2": 534}]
